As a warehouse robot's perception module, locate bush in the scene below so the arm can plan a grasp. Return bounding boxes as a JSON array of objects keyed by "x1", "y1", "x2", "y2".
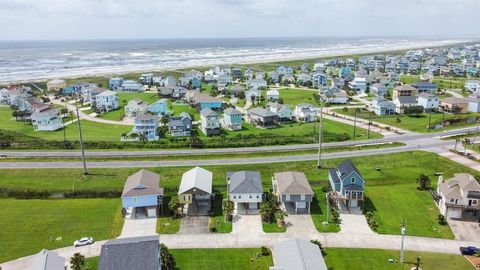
[
  {"x1": 321, "y1": 185, "x2": 332, "y2": 193},
  {"x1": 438, "y1": 214, "x2": 447, "y2": 225},
  {"x1": 208, "y1": 220, "x2": 217, "y2": 232},
  {"x1": 331, "y1": 207, "x2": 341, "y2": 224},
  {"x1": 260, "y1": 246, "x2": 270, "y2": 256},
  {"x1": 365, "y1": 211, "x2": 378, "y2": 231}
]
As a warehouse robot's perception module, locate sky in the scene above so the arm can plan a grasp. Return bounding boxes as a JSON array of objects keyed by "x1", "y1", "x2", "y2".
[{"x1": 0, "y1": 0, "x2": 479, "y2": 41}]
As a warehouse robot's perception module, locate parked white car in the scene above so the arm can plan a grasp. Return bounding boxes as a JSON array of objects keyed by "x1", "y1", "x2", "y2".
[{"x1": 73, "y1": 237, "x2": 94, "y2": 247}]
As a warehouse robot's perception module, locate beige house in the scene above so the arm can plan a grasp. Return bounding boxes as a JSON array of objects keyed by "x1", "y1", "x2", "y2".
[
  {"x1": 392, "y1": 85, "x2": 418, "y2": 99},
  {"x1": 437, "y1": 173, "x2": 480, "y2": 221},
  {"x1": 440, "y1": 97, "x2": 468, "y2": 114},
  {"x1": 47, "y1": 79, "x2": 67, "y2": 92}
]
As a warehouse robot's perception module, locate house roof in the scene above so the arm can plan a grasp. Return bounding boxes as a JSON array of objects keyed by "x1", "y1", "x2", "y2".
[
  {"x1": 417, "y1": 92, "x2": 437, "y2": 98},
  {"x1": 223, "y1": 107, "x2": 241, "y2": 115},
  {"x1": 249, "y1": 107, "x2": 277, "y2": 117},
  {"x1": 30, "y1": 249, "x2": 65, "y2": 270},
  {"x1": 329, "y1": 168, "x2": 340, "y2": 184},
  {"x1": 337, "y1": 160, "x2": 364, "y2": 182},
  {"x1": 193, "y1": 93, "x2": 222, "y2": 104},
  {"x1": 31, "y1": 108, "x2": 58, "y2": 119},
  {"x1": 396, "y1": 96, "x2": 417, "y2": 105},
  {"x1": 271, "y1": 238, "x2": 328, "y2": 270},
  {"x1": 441, "y1": 97, "x2": 468, "y2": 105},
  {"x1": 96, "y1": 90, "x2": 117, "y2": 97},
  {"x1": 439, "y1": 173, "x2": 480, "y2": 200},
  {"x1": 169, "y1": 113, "x2": 191, "y2": 127},
  {"x1": 200, "y1": 108, "x2": 219, "y2": 117},
  {"x1": 99, "y1": 236, "x2": 159, "y2": 270},
  {"x1": 178, "y1": 166, "x2": 212, "y2": 195},
  {"x1": 227, "y1": 171, "x2": 263, "y2": 194},
  {"x1": 394, "y1": 85, "x2": 417, "y2": 91},
  {"x1": 121, "y1": 169, "x2": 163, "y2": 197},
  {"x1": 274, "y1": 172, "x2": 314, "y2": 195},
  {"x1": 412, "y1": 81, "x2": 437, "y2": 89},
  {"x1": 135, "y1": 114, "x2": 158, "y2": 121}
]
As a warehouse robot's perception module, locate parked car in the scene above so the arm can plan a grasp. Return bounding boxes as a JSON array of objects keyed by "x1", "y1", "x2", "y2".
[
  {"x1": 73, "y1": 237, "x2": 94, "y2": 247},
  {"x1": 460, "y1": 246, "x2": 479, "y2": 255}
]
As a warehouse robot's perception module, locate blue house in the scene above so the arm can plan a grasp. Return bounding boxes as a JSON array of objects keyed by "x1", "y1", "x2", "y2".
[
  {"x1": 147, "y1": 99, "x2": 168, "y2": 116},
  {"x1": 192, "y1": 93, "x2": 223, "y2": 111},
  {"x1": 411, "y1": 81, "x2": 437, "y2": 94},
  {"x1": 222, "y1": 107, "x2": 242, "y2": 130},
  {"x1": 338, "y1": 67, "x2": 352, "y2": 78},
  {"x1": 328, "y1": 160, "x2": 365, "y2": 209},
  {"x1": 121, "y1": 169, "x2": 163, "y2": 219},
  {"x1": 109, "y1": 77, "x2": 124, "y2": 90},
  {"x1": 191, "y1": 77, "x2": 202, "y2": 89}
]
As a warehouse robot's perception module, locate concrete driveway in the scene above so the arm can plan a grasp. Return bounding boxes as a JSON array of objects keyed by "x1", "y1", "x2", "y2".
[
  {"x1": 232, "y1": 214, "x2": 263, "y2": 234},
  {"x1": 448, "y1": 220, "x2": 480, "y2": 242},
  {"x1": 178, "y1": 216, "x2": 210, "y2": 234},
  {"x1": 284, "y1": 214, "x2": 317, "y2": 235},
  {"x1": 119, "y1": 218, "x2": 157, "y2": 238},
  {"x1": 340, "y1": 214, "x2": 375, "y2": 234}
]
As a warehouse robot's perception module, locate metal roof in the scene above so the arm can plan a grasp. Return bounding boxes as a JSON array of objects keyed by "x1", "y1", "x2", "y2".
[{"x1": 178, "y1": 166, "x2": 212, "y2": 195}]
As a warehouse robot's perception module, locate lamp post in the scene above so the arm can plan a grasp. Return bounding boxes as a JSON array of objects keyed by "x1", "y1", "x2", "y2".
[{"x1": 400, "y1": 218, "x2": 406, "y2": 263}]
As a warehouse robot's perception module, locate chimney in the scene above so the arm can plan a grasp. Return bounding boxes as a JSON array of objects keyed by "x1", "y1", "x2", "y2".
[{"x1": 437, "y1": 174, "x2": 444, "y2": 193}]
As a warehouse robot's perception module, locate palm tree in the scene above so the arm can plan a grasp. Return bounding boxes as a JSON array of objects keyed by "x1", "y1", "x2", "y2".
[
  {"x1": 70, "y1": 253, "x2": 85, "y2": 270},
  {"x1": 416, "y1": 173, "x2": 431, "y2": 190},
  {"x1": 168, "y1": 197, "x2": 180, "y2": 217},
  {"x1": 274, "y1": 210, "x2": 288, "y2": 227}
]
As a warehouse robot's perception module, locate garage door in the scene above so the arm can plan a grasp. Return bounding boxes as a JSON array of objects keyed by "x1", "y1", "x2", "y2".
[
  {"x1": 296, "y1": 202, "x2": 306, "y2": 208},
  {"x1": 447, "y1": 208, "x2": 462, "y2": 219}
]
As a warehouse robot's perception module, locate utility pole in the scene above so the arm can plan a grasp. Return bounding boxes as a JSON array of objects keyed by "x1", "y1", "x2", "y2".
[
  {"x1": 317, "y1": 101, "x2": 324, "y2": 168},
  {"x1": 367, "y1": 112, "x2": 372, "y2": 139},
  {"x1": 75, "y1": 97, "x2": 88, "y2": 175},
  {"x1": 353, "y1": 109, "x2": 358, "y2": 141},
  {"x1": 427, "y1": 110, "x2": 432, "y2": 133},
  {"x1": 400, "y1": 218, "x2": 406, "y2": 263},
  {"x1": 62, "y1": 106, "x2": 67, "y2": 148}
]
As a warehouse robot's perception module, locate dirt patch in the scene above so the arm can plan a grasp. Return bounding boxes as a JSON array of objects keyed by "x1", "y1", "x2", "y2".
[{"x1": 465, "y1": 255, "x2": 480, "y2": 270}]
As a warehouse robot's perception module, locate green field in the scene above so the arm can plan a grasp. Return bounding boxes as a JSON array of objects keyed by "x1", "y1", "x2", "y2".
[
  {"x1": 324, "y1": 248, "x2": 475, "y2": 270},
  {"x1": 262, "y1": 221, "x2": 287, "y2": 233},
  {"x1": 0, "y1": 198, "x2": 124, "y2": 263},
  {"x1": 311, "y1": 187, "x2": 341, "y2": 232},
  {"x1": 276, "y1": 88, "x2": 318, "y2": 106},
  {"x1": 334, "y1": 107, "x2": 480, "y2": 133},
  {"x1": 1, "y1": 151, "x2": 474, "y2": 239},
  {"x1": 400, "y1": 74, "x2": 479, "y2": 90},
  {"x1": 170, "y1": 248, "x2": 273, "y2": 270}
]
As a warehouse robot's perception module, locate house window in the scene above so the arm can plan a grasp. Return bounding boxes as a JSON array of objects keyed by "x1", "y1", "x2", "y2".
[
  {"x1": 450, "y1": 198, "x2": 455, "y2": 203},
  {"x1": 238, "y1": 195, "x2": 242, "y2": 199},
  {"x1": 233, "y1": 195, "x2": 236, "y2": 199},
  {"x1": 133, "y1": 198, "x2": 137, "y2": 204},
  {"x1": 286, "y1": 194, "x2": 290, "y2": 201},
  {"x1": 473, "y1": 200, "x2": 477, "y2": 205},
  {"x1": 301, "y1": 194, "x2": 305, "y2": 200},
  {"x1": 351, "y1": 177, "x2": 355, "y2": 184}
]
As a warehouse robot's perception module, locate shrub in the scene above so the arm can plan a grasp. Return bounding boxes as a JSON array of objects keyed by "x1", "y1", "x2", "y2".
[
  {"x1": 365, "y1": 211, "x2": 378, "y2": 231},
  {"x1": 260, "y1": 246, "x2": 270, "y2": 256},
  {"x1": 438, "y1": 214, "x2": 447, "y2": 225}
]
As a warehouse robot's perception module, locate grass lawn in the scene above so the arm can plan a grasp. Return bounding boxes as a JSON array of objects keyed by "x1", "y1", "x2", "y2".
[
  {"x1": 171, "y1": 248, "x2": 273, "y2": 270},
  {"x1": 157, "y1": 216, "x2": 181, "y2": 234},
  {"x1": 311, "y1": 186, "x2": 341, "y2": 232},
  {"x1": 169, "y1": 100, "x2": 200, "y2": 121},
  {"x1": 0, "y1": 198, "x2": 124, "y2": 263},
  {"x1": 277, "y1": 88, "x2": 318, "y2": 106},
  {"x1": 324, "y1": 248, "x2": 475, "y2": 270},
  {"x1": 85, "y1": 257, "x2": 99, "y2": 270},
  {"x1": 0, "y1": 106, "x2": 131, "y2": 142},
  {"x1": 400, "y1": 74, "x2": 480, "y2": 90},
  {"x1": 98, "y1": 92, "x2": 160, "y2": 121},
  {"x1": 209, "y1": 193, "x2": 232, "y2": 233},
  {"x1": 334, "y1": 107, "x2": 480, "y2": 133},
  {"x1": 262, "y1": 221, "x2": 286, "y2": 233},
  {"x1": 0, "y1": 151, "x2": 475, "y2": 239}
]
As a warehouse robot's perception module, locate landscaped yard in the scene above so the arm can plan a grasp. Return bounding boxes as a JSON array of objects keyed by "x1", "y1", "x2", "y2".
[
  {"x1": 0, "y1": 198, "x2": 124, "y2": 263},
  {"x1": 209, "y1": 192, "x2": 232, "y2": 233},
  {"x1": 157, "y1": 216, "x2": 181, "y2": 234},
  {"x1": 311, "y1": 186, "x2": 341, "y2": 232},
  {"x1": 170, "y1": 248, "x2": 273, "y2": 270},
  {"x1": 334, "y1": 107, "x2": 480, "y2": 133},
  {"x1": 323, "y1": 248, "x2": 475, "y2": 270},
  {"x1": 262, "y1": 221, "x2": 286, "y2": 233}
]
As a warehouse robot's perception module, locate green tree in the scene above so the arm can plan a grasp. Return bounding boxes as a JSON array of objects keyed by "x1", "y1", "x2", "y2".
[
  {"x1": 223, "y1": 200, "x2": 234, "y2": 222},
  {"x1": 160, "y1": 244, "x2": 176, "y2": 270},
  {"x1": 168, "y1": 197, "x2": 180, "y2": 217},
  {"x1": 274, "y1": 210, "x2": 288, "y2": 227},
  {"x1": 416, "y1": 173, "x2": 431, "y2": 190},
  {"x1": 70, "y1": 253, "x2": 85, "y2": 270}
]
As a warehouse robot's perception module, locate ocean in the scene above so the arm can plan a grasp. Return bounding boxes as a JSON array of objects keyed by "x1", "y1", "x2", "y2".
[{"x1": 0, "y1": 37, "x2": 476, "y2": 83}]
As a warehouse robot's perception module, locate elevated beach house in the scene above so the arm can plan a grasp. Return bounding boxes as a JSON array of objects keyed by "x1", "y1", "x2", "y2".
[
  {"x1": 93, "y1": 90, "x2": 119, "y2": 112},
  {"x1": 328, "y1": 160, "x2": 365, "y2": 210},
  {"x1": 221, "y1": 107, "x2": 243, "y2": 131},
  {"x1": 131, "y1": 114, "x2": 159, "y2": 141},
  {"x1": 121, "y1": 169, "x2": 163, "y2": 219},
  {"x1": 272, "y1": 171, "x2": 314, "y2": 214},
  {"x1": 109, "y1": 77, "x2": 124, "y2": 90},
  {"x1": 227, "y1": 171, "x2": 263, "y2": 214},
  {"x1": 99, "y1": 236, "x2": 160, "y2": 270},
  {"x1": 371, "y1": 97, "x2": 395, "y2": 116},
  {"x1": 31, "y1": 107, "x2": 63, "y2": 131},
  {"x1": 125, "y1": 98, "x2": 148, "y2": 118},
  {"x1": 294, "y1": 104, "x2": 317, "y2": 123},
  {"x1": 247, "y1": 107, "x2": 277, "y2": 128},
  {"x1": 200, "y1": 108, "x2": 221, "y2": 136},
  {"x1": 437, "y1": 173, "x2": 480, "y2": 221},
  {"x1": 267, "y1": 102, "x2": 293, "y2": 122},
  {"x1": 121, "y1": 80, "x2": 143, "y2": 92},
  {"x1": 147, "y1": 99, "x2": 168, "y2": 116},
  {"x1": 169, "y1": 112, "x2": 192, "y2": 137},
  {"x1": 178, "y1": 167, "x2": 213, "y2": 215}
]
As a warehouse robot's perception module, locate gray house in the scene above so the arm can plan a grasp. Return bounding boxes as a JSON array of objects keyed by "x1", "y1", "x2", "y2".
[
  {"x1": 227, "y1": 171, "x2": 264, "y2": 214},
  {"x1": 30, "y1": 249, "x2": 66, "y2": 270},
  {"x1": 270, "y1": 238, "x2": 328, "y2": 270},
  {"x1": 99, "y1": 236, "x2": 160, "y2": 270},
  {"x1": 272, "y1": 172, "x2": 314, "y2": 214},
  {"x1": 169, "y1": 112, "x2": 192, "y2": 137},
  {"x1": 247, "y1": 107, "x2": 277, "y2": 128}
]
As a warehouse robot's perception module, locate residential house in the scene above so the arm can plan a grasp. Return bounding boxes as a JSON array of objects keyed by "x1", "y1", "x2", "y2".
[
  {"x1": 338, "y1": 67, "x2": 352, "y2": 78},
  {"x1": 281, "y1": 74, "x2": 295, "y2": 84},
  {"x1": 437, "y1": 173, "x2": 480, "y2": 221},
  {"x1": 121, "y1": 80, "x2": 143, "y2": 92},
  {"x1": 267, "y1": 102, "x2": 293, "y2": 121},
  {"x1": 200, "y1": 108, "x2": 221, "y2": 136},
  {"x1": 412, "y1": 81, "x2": 438, "y2": 94},
  {"x1": 331, "y1": 78, "x2": 345, "y2": 89},
  {"x1": 266, "y1": 89, "x2": 280, "y2": 101},
  {"x1": 147, "y1": 99, "x2": 168, "y2": 116},
  {"x1": 163, "y1": 76, "x2": 177, "y2": 87},
  {"x1": 276, "y1": 66, "x2": 294, "y2": 76},
  {"x1": 370, "y1": 83, "x2": 387, "y2": 97},
  {"x1": 320, "y1": 87, "x2": 348, "y2": 104},
  {"x1": 178, "y1": 76, "x2": 190, "y2": 87},
  {"x1": 93, "y1": 90, "x2": 119, "y2": 112},
  {"x1": 124, "y1": 98, "x2": 148, "y2": 118},
  {"x1": 81, "y1": 86, "x2": 106, "y2": 103},
  {"x1": 328, "y1": 160, "x2": 365, "y2": 209},
  {"x1": 227, "y1": 171, "x2": 263, "y2": 214},
  {"x1": 121, "y1": 169, "x2": 163, "y2": 218},
  {"x1": 294, "y1": 104, "x2": 317, "y2": 122},
  {"x1": 247, "y1": 107, "x2": 277, "y2": 128},
  {"x1": 348, "y1": 77, "x2": 367, "y2": 93},
  {"x1": 158, "y1": 86, "x2": 186, "y2": 99},
  {"x1": 312, "y1": 72, "x2": 327, "y2": 87},
  {"x1": 231, "y1": 67, "x2": 242, "y2": 79},
  {"x1": 272, "y1": 171, "x2": 314, "y2": 214},
  {"x1": 30, "y1": 249, "x2": 66, "y2": 270},
  {"x1": 31, "y1": 107, "x2": 63, "y2": 131},
  {"x1": 99, "y1": 236, "x2": 160, "y2": 270},
  {"x1": 417, "y1": 93, "x2": 439, "y2": 111},
  {"x1": 270, "y1": 238, "x2": 328, "y2": 270},
  {"x1": 296, "y1": 73, "x2": 312, "y2": 86},
  {"x1": 191, "y1": 77, "x2": 202, "y2": 89},
  {"x1": 440, "y1": 97, "x2": 468, "y2": 114},
  {"x1": 131, "y1": 115, "x2": 159, "y2": 141},
  {"x1": 467, "y1": 96, "x2": 480, "y2": 113},
  {"x1": 46, "y1": 79, "x2": 66, "y2": 92},
  {"x1": 371, "y1": 97, "x2": 396, "y2": 116},
  {"x1": 221, "y1": 107, "x2": 243, "y2": 131},
  {"x1": 392, "y1": 85, "x2": 418, "y2": 99},
  {"x1": 139, "y1": 73, "x2": 154, "y2": 85},
  {"x1": 247, "y1": 78, "x2": 267, "y2": 90},
  {"x1": 216, "y1": 74, "x2": 232, "y2": 88},
  {"x1": 178, "y1": 167, "x2": 213, "y2": 215},
  {"x1": 246, "y1": 89, "x2": 261, "y2": 102},
  {"x1": 393, "y1": 95, "x2": 418, "y2": 114},
  {"x1": 169, "y1": 112, "x2": 192, "y2": 137},
  {"x1": 229, "y1": 84, "x2": 245, "y2": 97},
  {"x1": 465, "y1": 80, "x2": 480, "y2": 92},
  {"x1": 109, "y1": 77, "x2": 124, "y2": 90},
  {"x1": 191, "y1": 93, "x2": 223, "y2": 111},
  {"x1": 268, "y1": 71, "x2": 281, "y2": 83}
]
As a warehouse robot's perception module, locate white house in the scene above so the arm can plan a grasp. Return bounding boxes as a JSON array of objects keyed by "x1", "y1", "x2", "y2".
[
  {"x1": 266, "y1": 89, "x2": 280, "y2": 101},
  {"x1": 247, "y1": 78, "x2": 267, "y2": 90},
  {"x1": 294, "y1": 104, "x2": 317, "y2": 122},
  {"x1": 416, "y1": 93, "x2": 439, "y2": 111},
  {"x1": 437, "y1": 173, "x2": 480, "y2": 221},
  {"x1": 246, "y1": 89, "x2": 261, "y2": 102},
  {"x1": 467, "y1": 96, "x2": 480, "y2": 113},
  {"x1": 348, "y1": 77, "x2": 367, "y2": 93},
  {"x1": 465, "y1": 80, "x2": 480, "y2": 92},
  {"x1": 371, "y1": 97, "x2": 396, "y2": 116},
  {"x1": 93, "y1": 90, "x2": 119, "y2": 112},
  {"x1": 200, "y1": 108, "x2": 221, "y2": 136},
  {"x1": 31, "y1": 107, "x2": 63, "y2": 131},
  {"x1": 227, "y1": 171, "x2": 263, "y2": 214},
  {"x1": 121, "y1": 80, "x2": 143, "y2": 92},
  {"x1": 125, "y1": 98, "x2": 148, "y2": 118}
]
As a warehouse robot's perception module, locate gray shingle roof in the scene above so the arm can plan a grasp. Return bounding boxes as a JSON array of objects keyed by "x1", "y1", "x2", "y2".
[
  {"x1": 227, "y1": 171, "x2": 263, "y2": 194},
  {"x1": 223, "y1": 107, "x2": 241, "y2": 115},
  {"x1": 249, "y1": 107, "x2": 277, "y2": 117},
  {"x1": 337, "y1": 160, "x2": 363, "y2": 181},
  {"x1": 271, "y1": 238, "x2": 328, "y2": 270},
  {"x1": 200, "y1": 108, "x2": 218, "y2": 117},
  {"x1": 121, "y1": 169, "x2": 163, "y2": 197},
  {"x1": 274, "y1": 172, "x2": 314, "y2": 195},
  {"x1": 99, "y1": 236, "x2": 160, "y2": 270}
]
